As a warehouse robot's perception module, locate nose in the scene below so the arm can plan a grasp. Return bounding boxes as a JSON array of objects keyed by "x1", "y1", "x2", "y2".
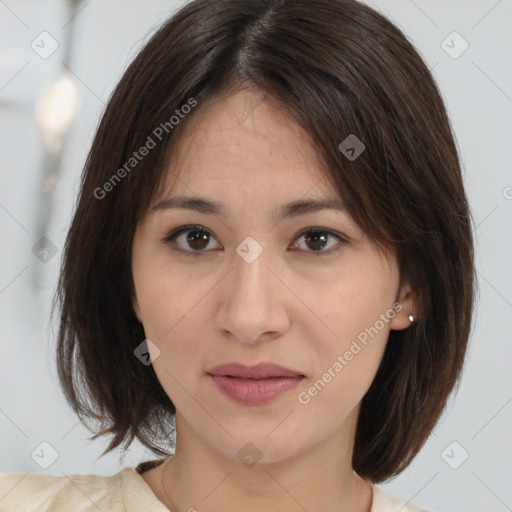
[{"x1": 217, "y1": 238, "x2": 290, "y2": 345}]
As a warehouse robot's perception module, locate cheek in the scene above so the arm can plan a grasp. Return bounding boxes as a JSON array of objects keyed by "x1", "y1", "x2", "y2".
[
  {"x1": 137, "y1": 277, "x2": 208, "y2": 407},
  {"x1": 298, "y1": 327, "x2": 390, "y2": 422},
  {"x1": 302, "y1": 259, "x2": 396, "y2": 405},
  {"x1": 133, "y1": 250, "x2": 198, "y2": 338},
  {"x1": 134, "y1": 268, "x2": 209, "y2": 372},
  {"x1": 317, "y1": 268, "x2": 396, "y2": 349}
]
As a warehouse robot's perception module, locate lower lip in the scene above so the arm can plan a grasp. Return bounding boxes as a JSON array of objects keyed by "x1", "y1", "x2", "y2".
[{"x1": 209, "y1": 374, "x2": 304, "y2": 405}]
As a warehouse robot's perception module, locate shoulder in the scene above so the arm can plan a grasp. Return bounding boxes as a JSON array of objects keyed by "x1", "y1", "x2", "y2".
[
  {"x1": 0, "y1": 469, "x2": 123, "y2": 512},
  {"x1": 371, "y1": 484, "x2": 431, "y2": 512}
]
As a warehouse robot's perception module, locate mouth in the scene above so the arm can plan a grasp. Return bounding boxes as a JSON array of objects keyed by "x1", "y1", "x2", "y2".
[{"x1": 207, "y1": 362, "x2": 305, "y2": 405}]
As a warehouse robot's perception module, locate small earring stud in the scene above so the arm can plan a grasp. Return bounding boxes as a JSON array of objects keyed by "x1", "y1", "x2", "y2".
[{"x1": 408, "y1": 315, "x2": 414, "y2": 322}]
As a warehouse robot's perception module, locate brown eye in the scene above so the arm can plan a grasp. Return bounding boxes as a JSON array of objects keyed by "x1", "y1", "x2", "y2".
[
  {"x1": 304, "y1": 231, "x2": 329, "y2": 251},
  {"x1": 291, "y1": 228, "x2": 346, "y2": 256},
  {"x1": 186, "y1": 229, "x2": 210, "y2": 250},
  {"x1": 162, "y1": 225, "x2": 221, "y2": 255}
]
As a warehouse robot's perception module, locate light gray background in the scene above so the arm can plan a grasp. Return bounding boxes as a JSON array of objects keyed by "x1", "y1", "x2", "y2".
[{"x1": 0, "y1": 1, "x2": 511, "y2": 511}]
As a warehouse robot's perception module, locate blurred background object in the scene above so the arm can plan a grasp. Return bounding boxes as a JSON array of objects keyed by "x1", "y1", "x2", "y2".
[{"x1": 32, "y1": 0, "x2": 80, "y2": 288}]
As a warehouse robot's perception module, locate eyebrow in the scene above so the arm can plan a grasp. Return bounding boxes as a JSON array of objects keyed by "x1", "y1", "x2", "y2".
[{"x1": 151, "y1": 195, "x2": 347, "y2": 223}]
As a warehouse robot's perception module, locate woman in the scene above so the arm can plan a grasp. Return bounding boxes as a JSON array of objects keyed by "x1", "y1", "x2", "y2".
[{"x1": 0, "y1": 0, "x2": 475, "y2": 510}]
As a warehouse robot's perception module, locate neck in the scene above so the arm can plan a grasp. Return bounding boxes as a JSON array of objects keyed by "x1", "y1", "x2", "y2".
[{"x1": 159, "y1": 413, "x2": 373, "y2": 512}]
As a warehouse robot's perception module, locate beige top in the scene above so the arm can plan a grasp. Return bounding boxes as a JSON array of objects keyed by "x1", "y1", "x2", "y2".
[{"x1": 0, "y1": 459, "x2": 429, "y2": 511}]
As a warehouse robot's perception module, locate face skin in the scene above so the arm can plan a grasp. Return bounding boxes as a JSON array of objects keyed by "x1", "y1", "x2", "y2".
[{"x1": 131, "y1": 88, "x2": 415, "y2": 512}]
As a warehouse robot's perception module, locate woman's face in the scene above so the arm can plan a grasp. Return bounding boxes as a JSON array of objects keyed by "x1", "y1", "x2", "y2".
[{"x1": 131, "y1": 88, "x2": 414, "y2": 465}]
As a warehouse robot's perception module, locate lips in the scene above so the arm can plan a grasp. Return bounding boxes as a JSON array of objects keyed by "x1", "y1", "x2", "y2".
[
  {"x1": 207, "y1": 362, "x2": 304, "y2": 379},
  {"x1": 207, "y1": 362, "x2": 305, "y2": 405}
]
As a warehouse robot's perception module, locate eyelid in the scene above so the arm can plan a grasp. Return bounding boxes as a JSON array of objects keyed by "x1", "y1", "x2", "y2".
[
  {"x1": 161, "y1": 224, "x2": 219, "y2": 247},
  {"x1": 161, "y1": 224, "x2": 348, "y2": 256}
]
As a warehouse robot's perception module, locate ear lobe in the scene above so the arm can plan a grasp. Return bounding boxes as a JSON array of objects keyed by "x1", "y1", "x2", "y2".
[
  {"x1": 390, "y1": 282, "x2": 417, "y2": 331},
  {"x1": 131, "y1": 294, "x2": 142, "y2": 323}
]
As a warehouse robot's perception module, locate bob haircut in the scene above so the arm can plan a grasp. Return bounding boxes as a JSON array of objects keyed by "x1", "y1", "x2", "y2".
[{"x1": 53, "y1": 0, "x2": 476, "y2": 483}]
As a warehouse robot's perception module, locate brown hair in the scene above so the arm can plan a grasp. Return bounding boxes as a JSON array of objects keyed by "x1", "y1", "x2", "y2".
[{"x1": 53, "y1": 0, "x2": 476, "y2": 482}]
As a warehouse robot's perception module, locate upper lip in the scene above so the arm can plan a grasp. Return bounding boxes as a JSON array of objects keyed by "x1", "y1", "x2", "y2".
[{"x1": 207, "y1": 362, "x2": 304, "y2": 379}]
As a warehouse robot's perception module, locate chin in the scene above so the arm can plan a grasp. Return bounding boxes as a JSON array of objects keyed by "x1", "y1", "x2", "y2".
[{"x1": 212, "y1": 429, "x2": 310, "y2": 468}]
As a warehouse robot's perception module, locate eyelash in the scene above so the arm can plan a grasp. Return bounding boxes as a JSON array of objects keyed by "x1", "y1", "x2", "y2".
[{"x1": 161, "y1": 224, "x2": 347, "y2": 258}]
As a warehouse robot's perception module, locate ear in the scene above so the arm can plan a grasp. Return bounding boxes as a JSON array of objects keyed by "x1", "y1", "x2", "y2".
[
  {"x1": 131, "y1": 294, "x2": 143, "y2": 324},
  {"x1": 389, "y1": 281, "x2": 417, "y2": 330}
]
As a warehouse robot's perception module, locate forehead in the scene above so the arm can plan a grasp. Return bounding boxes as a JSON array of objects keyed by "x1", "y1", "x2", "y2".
[{"x1": 158, "y1": 88, "x2": 336, "y2": 201}]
